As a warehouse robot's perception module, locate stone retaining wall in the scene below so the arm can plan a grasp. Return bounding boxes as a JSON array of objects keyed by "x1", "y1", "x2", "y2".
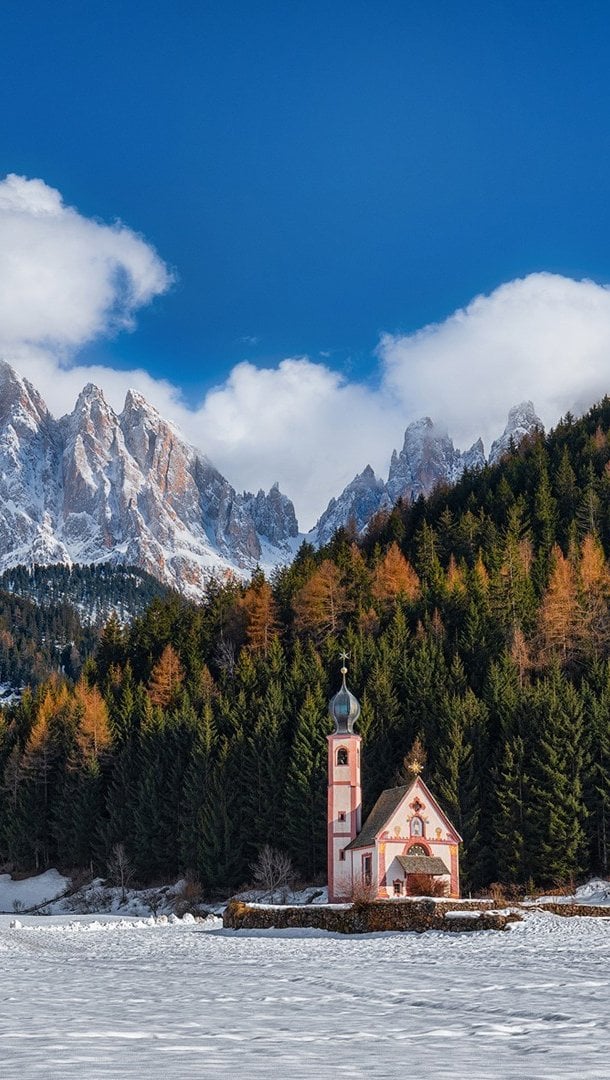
[
  {"x1": 223, "y1": 899, "x2": 520, "y2": 934},
  {"x1": 531, "y1": 903, "x2": 610, "y2": 918}
]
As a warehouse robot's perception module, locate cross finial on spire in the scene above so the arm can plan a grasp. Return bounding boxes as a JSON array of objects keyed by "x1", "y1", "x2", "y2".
[{"x1": 339, "y1": 649, "x2": 349, "y2": 678}]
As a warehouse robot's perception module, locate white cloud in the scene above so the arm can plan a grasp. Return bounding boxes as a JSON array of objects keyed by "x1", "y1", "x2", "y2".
[
  {"x1": 194, "y1": 359, "x2": 398, "y2": 518},
  {"x1": 3, "y1": 175, "x2": 610, "y2": 531},
  {"x1": 0, "y1": 174, "x2": 171, "y2": 354},
  {"x1": 378, "y1": 273, "x2": 610, "y2": 450}
]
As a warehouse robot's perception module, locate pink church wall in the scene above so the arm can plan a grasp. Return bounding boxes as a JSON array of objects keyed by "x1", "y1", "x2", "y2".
[
  {"x1": 327, "y1": 733, "x2": 362, "y2": 903},
  {"x1": 328, "y1": 743, "x2": 461, "y2": 901},
  {"x1": 376, "y1": 779, "x2": 460, "y2": 897}
]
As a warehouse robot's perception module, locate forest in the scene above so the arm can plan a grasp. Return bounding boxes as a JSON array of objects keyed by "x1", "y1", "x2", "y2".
[
  {"x1": 2, "y1": 399, "x2": 610, "y2": 896},
  {"x1": 0, "y1": 564, "x2": 169, "y2": 689}
]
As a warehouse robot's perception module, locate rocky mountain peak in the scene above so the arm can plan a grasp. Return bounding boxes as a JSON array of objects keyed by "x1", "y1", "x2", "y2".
[
  {"x1": 70, "y1": 384, "x2": 113, "y2": 426},
  {"x1": 122, "y1": 387, "x2": 162, "y2": 419},
  {"x1": 243, "y1": 483, "x2": 299, "y2": 546},
  {"x1": 463, "y1": 438, "x2": 486, "y2": 472},
  {"x1": 0, "y1": 359, "x2": 49, "y2": 431},
  {"x1": 489, "y1": 401, "x2": 543, "y2": 465},
  {"x1": 310, "y1": 403, "x2": 544, "y2": 546},
  {"x1": 0, "y1": 363, "x2": 302, "y2": 596},
  {"x1": 311, "y1": 464, "x2": 387, "y2": 548},
  {"x1": 386, "y1": 416, "x2": 463, "y2": 504}
]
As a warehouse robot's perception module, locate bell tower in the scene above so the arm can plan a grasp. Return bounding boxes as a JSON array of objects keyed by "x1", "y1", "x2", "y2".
[{"x1": 327, "y1": 653, "x2": 362, "y2": 903}]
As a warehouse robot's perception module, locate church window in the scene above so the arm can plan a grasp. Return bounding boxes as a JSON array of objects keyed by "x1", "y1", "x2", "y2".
[
  {"x1": 338, "y1": 811, "x2": 346, "y2": 822},
  {"x1": 409, "y1": 843, "x2": 427, "y2": 857},
  {"x1": 410, "y1": 816, "x2": 424, "y2": 837},
  {"x1": 339, "y1": 849, "x2": 346, "y2": 861},
  {"x1": 393, "y1": 880, "x2": 402, "y2": 896},
  {"x1": 337, "y1": 748, "x2": 348, "y2": 766},
  {"x1": 363, "y1": 855, "x2": 372, "y2": 886}
]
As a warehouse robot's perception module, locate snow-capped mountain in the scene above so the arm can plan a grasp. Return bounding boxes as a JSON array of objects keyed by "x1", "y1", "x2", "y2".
[
  {"x1": 0, "y1": 362, "x2": 299, "y2": 596},
  {"x1": 488, "y1": 401, "x2": 543, "y2": 465},
  {"x1": 386, "y1": 418, "x2": 485, "y2": 504},
  {"x1": 0, "y1": 360, "x2": 546, "y2": 593},
  {"x1": 310, "y1": 404, "x2": 542, "y2": 545},
  {"x1": 313, "y1": 466, "x2": 389, "y2": 549}
]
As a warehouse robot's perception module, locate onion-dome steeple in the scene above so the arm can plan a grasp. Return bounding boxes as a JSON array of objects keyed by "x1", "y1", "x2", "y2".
[{"x1": 329, "y1": 652, "x2": 361, "y2": 734}]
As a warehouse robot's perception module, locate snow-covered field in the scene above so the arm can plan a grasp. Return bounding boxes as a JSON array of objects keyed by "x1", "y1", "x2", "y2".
[{"x1": 0, "y1": 910, "x2": 609, "y2": 1079}]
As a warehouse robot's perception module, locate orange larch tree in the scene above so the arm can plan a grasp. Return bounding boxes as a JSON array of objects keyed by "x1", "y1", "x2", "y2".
[
  {"x1": 577, "y1": 533, "x2": 610, "y2": 659},
  {"x1": 293, "y1": 559, "x2": 348, "y2": 640},
  {"x1": 371, "y1": 542, "x2": 420, "y2": 608},
  {"x1": 242, "y1": 579, "x2": 279, "y2": 655},
  {"x1": 538, "y1": 545, "x2": 579, "y2": 666},
  {"x1": 147, "y1": 644, "x2": 185, "y2": 708},
  {"x1": 74, "y1": 679, "x2": 112, "y2": 757}
]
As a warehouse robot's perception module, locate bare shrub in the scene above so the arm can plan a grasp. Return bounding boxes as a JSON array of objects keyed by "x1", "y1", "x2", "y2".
[
  {"x1": 174, "y1": 878, "x2": 205, "y2": 916},
  {"x1": 106, "y1": 843, "x2": 134, "y2": 903},
  {"x1": 78, "y1": 887, "x2": 108, "y2": 914},
  {"x1": 525, "y1": 877, "x2": 576, "y2": 901},
  {"x1": 408, "y1": 873, "x2": 448, "y2": 897},
  {"x1": 350, "y1": 880, "x2": 377, "y2": 909},
  {"x1": 68, "y1": 868, "x2": 93, "y2": 894},
  {"x1": 146, "y1": 890, "x2": 165, "y2": 917},
  {"x1": 251, "y1": 845, "x2": 294, "y2": 898},
  {"x1": 12, "y1": 899, "x2": 24, "y2": 913},
  {"x1": 481, "y1": 882, "x2": 524, "y2": 905}
]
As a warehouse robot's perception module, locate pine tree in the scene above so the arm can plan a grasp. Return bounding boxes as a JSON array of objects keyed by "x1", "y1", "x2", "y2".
[
  {"x1": 241, "y1": 679, "x2": 288, "y2": 860},
  {"x1": 179, "y1": 696, "x2": 217, "y2": 874},
  {"x1": 199, "y1": 737, "x2": 246, "y2": 893},
  {"x1": 528, "y1": 670, "x2": 588, "y2": 884},
  {"x1": 284, "y1": 685, "x2": 330, "y2": 879},
  {"x1": 493, "y1": 734, "x2": 527, "y2": 883},
  {"x1": 583, "y1": 670, "x2": 610, "y2": 874}
]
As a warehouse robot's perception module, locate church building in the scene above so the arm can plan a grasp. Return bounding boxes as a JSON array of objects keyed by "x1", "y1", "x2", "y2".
[{"x1": 327, "y1": 660, "x2": 462, "y2": 903}]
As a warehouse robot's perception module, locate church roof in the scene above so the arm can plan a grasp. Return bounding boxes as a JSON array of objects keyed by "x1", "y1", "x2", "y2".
[
  {"x1": 345, "y1": 786, "x2": 409, "y2": 850},
  {"x1": 396, "y1": 854, "x2": 450, "y2": 876},
  {"x1": 345, "y1": 776, "x2": 462, "y2": 851},
  {"x1": 329, "y1": 662, "x2": 360, "y2": 734}
]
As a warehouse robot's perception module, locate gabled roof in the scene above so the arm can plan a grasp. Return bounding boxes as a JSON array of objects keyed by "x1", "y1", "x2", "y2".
[
  {"x1": 396, "y1": 854, "x2": 450, "y2": 876},
  {"x1": 345, "y1": 776, "x2": 462, "y2": 851},
  {"x1": 345, "y1": 786, "x2": 409, "y2": 850}
]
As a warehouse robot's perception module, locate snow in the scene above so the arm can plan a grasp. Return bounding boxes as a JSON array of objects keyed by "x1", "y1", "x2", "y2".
[
  {"x1": 0, "y1": 361, "x2": 302, "y2": 598},
  {"x1": 233, "y1": 885, "x2": 329, "y2": 906},
  {"x1": 0, "y1": 909, "x2": 609, "y2": 1078},
  {"x1": 527, "y1": 877, "x2": 610, "y2": 907},
  {"x1": 0, "y1": 870, "x2": 205, "y2": 918},
  {"x1": 0, "y1": 868, "x2": 69, "y2": 912},
  {"x1": 443, "y1": 909, "x2": 482, "y2": 919}
]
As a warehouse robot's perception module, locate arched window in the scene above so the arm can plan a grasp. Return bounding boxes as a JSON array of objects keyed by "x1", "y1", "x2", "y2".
[
  {"x1": 409, "y1": 843, "x2": 428, "y2": 857},
  {"x1": 336, "y1": 747, "x2": 348, "y2": 766},
  {"x1": 410, "y1": 816, "x2": 424, "y2": 837}
]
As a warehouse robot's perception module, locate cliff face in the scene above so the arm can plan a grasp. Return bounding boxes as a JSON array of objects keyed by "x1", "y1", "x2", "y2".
[
  {"x1": 0, "y1": 362, "x2": 299, "y2": 596},
  {"x1": 310, "y1": 405, "x2": 542, "y2": 545}
]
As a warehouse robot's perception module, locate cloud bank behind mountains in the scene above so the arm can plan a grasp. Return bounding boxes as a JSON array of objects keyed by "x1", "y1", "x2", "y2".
[{"x1": 4, "y1": 175, "x2": 610, "y2": 529}]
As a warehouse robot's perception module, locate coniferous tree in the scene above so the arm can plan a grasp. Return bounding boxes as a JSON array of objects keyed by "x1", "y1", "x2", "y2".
[
  {"x1": 284, "y1": 684, "x2": 330, "y2": 879},
  {"x1": 528, "y1": 670, "x2": 588, "y2": 884}
]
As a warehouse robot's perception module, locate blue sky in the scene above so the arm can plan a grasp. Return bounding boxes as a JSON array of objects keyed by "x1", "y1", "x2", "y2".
[{"x1": 3, "y1": 1, "x2": 610, "y2": 524}]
